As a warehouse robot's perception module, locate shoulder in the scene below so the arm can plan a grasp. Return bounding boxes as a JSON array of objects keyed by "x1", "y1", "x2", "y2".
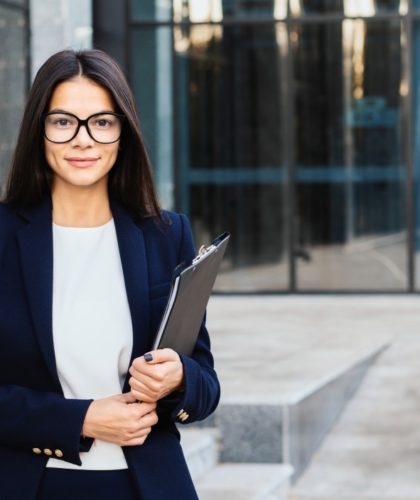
[
  {"x1": 0, "y1": 202, "x2": 23, "y2": 231},
  {"x1": 140, "y1": 210, "x2": 191, "y2": 239},
  {"x1": 0, "y1": 202, "x2": 15, "y2": 219},
  {"x1": 139, "y1": 210, "x2": 196, "y2": 263},
  {"x1": 0, "y1": 202, "x2": 26, "y2": 262}
]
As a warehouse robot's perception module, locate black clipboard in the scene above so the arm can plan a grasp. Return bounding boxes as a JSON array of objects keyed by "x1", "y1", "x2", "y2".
[{"x1": 152, "y1": 232, "x2": 230, "y2": 356}]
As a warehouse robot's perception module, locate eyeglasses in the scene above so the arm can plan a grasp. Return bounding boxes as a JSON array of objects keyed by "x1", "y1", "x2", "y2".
[{"x1": 43, "y1": 111, "x2": 125, "y2": 144}]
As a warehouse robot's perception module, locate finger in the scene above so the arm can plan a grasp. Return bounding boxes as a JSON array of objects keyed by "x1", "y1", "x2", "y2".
[
  {"x1": 131, "y1": 350, "x2": 178, "y2": 371},
  {"x1": 130, "y1": 381, "x2": 163, "y2": 403},
  {"x1": 130, "y1": 388, "x2": 156, "y2": 404},
  {"x1": 143, "y1": 348, "x2": 179, "y2": 364},
  {"x1": 129, "y1": 366, "x2": 161, "y2": 386},
  {"x1": 124, "y1": 411, "x2": 157, "y2": 440},
  {"x1": 137, "y1": 402, "x2": 157, "y2": 414},
  {"x1": 120, "y1": 392, "x2": 138, "y2": 404},
  {"x1": 129, "y1": 376, "x2": 155, "y2": 396},
  {"x1": 146, "y1": 411, "x2": 159, "y2": 426},
  {"x1": 129, "y1": 401, "x2": 157, "y2": 417},
  {"x1": 129, "y1": 364, "x2": 162, "y2": 385},
  {"x1": 135, "y1": 412, "x2": 158, "y2": 429},
  {"x1": 123, "y1": 432, "x2": 151, "y2": 447}
]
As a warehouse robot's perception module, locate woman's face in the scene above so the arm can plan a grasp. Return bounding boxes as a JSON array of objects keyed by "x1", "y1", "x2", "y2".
[{"x1": 44, "y1": 76, "x2": 120, "y2": 194}]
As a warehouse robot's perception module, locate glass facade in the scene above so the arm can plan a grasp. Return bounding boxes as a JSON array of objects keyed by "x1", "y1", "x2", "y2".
[
  {"x1": 101, "y1": 0, "x2": 420, "y2": 292},
  {"x1": 174, "y1": 23, "x2": 289, "y2": 291},
  {"x1": 293, "y1": 19, "x2": 407, "y2": 290},
  {"x1": 0, "y1": 1, "x2": 29, "y2": 196}
]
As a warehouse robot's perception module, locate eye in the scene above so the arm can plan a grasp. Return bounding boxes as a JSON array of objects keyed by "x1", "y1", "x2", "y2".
[
  {"x1": 94, "y1": 118, "x2": 113, "y2": 128},
  {"x1": 46, "y1": 115, "x2": 75, "y2": 128},
  {"x1": 55, "y1": 119, "x2": 71, "y2": 127}
]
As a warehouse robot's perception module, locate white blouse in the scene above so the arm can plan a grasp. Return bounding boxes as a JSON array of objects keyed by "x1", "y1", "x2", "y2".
[{"x1": 47, "y1": 219, "x2": 133, "y2": 470}]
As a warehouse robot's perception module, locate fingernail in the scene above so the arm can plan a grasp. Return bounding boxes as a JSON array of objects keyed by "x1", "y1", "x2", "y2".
[{"x1": 144, "y1": 353, "x2": 153, "y2": 362}]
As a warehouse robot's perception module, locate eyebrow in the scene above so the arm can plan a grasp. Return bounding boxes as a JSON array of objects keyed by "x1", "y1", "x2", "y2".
[{"x1": 48, "y1": 108, "x2": 116, "y2": 115}]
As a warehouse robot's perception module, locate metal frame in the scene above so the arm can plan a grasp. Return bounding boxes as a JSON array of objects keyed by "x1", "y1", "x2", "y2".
[
  {"x1": 123, "y1": 0, "x2": 419, "y2": 294},
  {"x1": 405, "y1": 6, "x2": 415, "y2": 292}
]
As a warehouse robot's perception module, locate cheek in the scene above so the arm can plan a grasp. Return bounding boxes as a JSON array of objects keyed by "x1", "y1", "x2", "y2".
[
  {"x1": 104, "y1": 146, "x2": 119, "y2": 168},
  {"x1": 43, "y1": 143, "x2": 59, "y2": 170}
]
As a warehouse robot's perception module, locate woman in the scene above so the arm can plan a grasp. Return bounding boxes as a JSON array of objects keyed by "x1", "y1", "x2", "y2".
[{"x1": 0, "y1": 49, "x2": 220, "y2": 499}]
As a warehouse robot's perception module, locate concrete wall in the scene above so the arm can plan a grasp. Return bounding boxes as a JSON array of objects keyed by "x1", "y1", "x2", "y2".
[
  {"x1": 0, "y1": 2, "x2": 28, "y2": 194},
  {"x1": 30, "y1": 0, "x2": 92, "y2": 79}
]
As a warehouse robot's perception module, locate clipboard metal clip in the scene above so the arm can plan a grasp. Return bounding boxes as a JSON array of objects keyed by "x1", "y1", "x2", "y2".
[{"x1": 193, "y1": 243, "x2": 216, "y2": 265}]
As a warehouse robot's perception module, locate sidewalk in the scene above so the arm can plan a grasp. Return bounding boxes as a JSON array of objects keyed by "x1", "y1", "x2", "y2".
[
  {"x1": 205, "y1": 295, "x2": 420, "y2": 499},
  {"x1": 286, "y1": 296, "x2": 420, "y2": 499}
]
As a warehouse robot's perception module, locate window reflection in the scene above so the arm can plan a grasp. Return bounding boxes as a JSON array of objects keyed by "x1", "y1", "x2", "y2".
[
  {"x1": 174, "y1": 25, "x2": 223, "y2": 53},
  {"x1": 343, "y1": 19, "x2": 367, "y2": 100},
  {"x1": 131, "y1": 0, "x2": 172, "y2": 21},
  {"x1": 293, "y1": 20, "x2": 407, "y2": 290},
  {"x1": 131, "y1": 28, "x2": 174, "y2": 209},
  {"x1": 343, "y1": 0, "x2": 375, "y2": 17},
  {"x1": 274, "y1": 0, "x2": 287, "y2": 19},
  {"x1": 174, "y1": 0, "x2": 287, "y2": 21},
  {"x1": 174, "y1": 0, "x2": 223, "y2": 22},
  {"x1": 175, "y1": 24, "x2": 289, "y2": 291},
  {"x1": 290, "y1": 0, "x2": 407, "y2": 15}
]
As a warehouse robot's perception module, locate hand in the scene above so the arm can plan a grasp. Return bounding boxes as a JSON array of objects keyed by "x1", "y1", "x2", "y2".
[
  {"x1": 128, "y1": 348, "x2": 184, "y2": 403},
  {"x1": 81, "y1": 393, "x2": 158, "y2": 446}
]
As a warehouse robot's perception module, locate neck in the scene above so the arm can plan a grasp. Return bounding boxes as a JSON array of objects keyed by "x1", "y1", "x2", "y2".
[{"x1": 51, "y1": 184, "x2": 112, "y2": 227}]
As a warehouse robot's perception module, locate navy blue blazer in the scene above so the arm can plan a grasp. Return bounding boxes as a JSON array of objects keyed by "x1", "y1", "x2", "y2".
[{"x1": 0, "y1": 197, "x2": 220, "y2": 500}]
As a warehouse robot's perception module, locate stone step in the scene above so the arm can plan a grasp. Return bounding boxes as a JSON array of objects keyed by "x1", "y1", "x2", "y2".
[
  {"x1": 194, "y1": 463, "x2": 293, "y2": 500},
  {"x1": 180, "y1": 427, "x2": 220, "y2": 481},
  {"x1": 197, "y1": 342, "x2": 389, "y2": 481}
]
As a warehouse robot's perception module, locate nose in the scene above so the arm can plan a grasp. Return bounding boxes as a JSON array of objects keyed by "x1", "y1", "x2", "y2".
[{"x1": 71, "y1": 123, "x2": 94, "y2": 146}]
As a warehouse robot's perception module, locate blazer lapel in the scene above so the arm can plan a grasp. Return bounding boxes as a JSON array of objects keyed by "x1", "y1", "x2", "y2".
[
  {"x1": 16, "y1": 198, "x2": 150, "y2": 392},
  {"x1": 16, "y1": 197, "x2": 61, "y2": 389},
  {"x1": 111, "y1": 201, "x2": 150, "y2": 390}
]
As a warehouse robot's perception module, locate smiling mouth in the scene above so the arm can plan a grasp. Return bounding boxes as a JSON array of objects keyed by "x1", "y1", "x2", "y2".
[{"x1": 65, "y1": 157, "x2": 100, "y2": 167}]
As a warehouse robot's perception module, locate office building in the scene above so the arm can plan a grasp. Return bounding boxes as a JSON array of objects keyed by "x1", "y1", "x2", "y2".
[{"x1": 3, "y1": 1, "x2": 420, "y2": 293}]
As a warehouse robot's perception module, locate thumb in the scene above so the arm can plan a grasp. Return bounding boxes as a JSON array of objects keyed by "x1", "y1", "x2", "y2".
[{"x1": 143, "y1": 348, "x2": 178, "y2": 364}]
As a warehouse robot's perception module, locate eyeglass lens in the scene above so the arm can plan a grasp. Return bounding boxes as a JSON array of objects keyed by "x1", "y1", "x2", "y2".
[{"x1": 44, "y1": 112, "x2": 122, "y2": 144}]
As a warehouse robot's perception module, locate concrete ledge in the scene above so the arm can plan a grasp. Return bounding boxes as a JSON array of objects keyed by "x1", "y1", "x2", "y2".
[
  {"x1": 195, "y1": 463, "x2": 293, "y2": 500},
  {"x1": 286, "y1": 347, "x2": 386, "y2": 479},
  {"x1": 219, "y1": 404, "x2": 284, "y2": 463},
  {"x1": 180, "y1": 428, "x2": 220, "y2": 481},
  {"x1": 208, "y1": 344, "x2": 387, "y2": 480}
]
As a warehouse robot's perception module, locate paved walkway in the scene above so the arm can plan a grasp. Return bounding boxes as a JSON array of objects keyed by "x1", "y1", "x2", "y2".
[{"x1": 206, "y1": 295, "x2": 420, "y2": 499}]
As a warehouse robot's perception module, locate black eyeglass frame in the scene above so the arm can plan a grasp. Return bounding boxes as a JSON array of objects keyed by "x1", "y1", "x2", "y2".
[{"x1": 43, "y1": 111, "x2": 126, "y2": 144}]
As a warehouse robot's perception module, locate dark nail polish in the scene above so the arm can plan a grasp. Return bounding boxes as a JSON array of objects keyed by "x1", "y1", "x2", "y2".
[{"x1": 144, "y1": 353, "x2": 153, "y2": 362}]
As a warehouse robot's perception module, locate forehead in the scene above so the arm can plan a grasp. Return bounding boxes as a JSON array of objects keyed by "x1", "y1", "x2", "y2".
[{"x1": 48, "y1": 77, "x2": 115, "y2": 116}]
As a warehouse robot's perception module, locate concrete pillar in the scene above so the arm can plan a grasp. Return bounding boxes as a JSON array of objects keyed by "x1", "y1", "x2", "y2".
[{"x1": 30, "y1": 0, "x2": 92, "y2": 79}]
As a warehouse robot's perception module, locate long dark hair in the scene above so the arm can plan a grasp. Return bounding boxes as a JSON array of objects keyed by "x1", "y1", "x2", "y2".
[{"x1": 4, "y1": 49, "x2": 161, "y2": 219}]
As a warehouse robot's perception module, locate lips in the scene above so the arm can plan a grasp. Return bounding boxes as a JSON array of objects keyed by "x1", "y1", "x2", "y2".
[{"x1": 65, "y1": 157, "x2": 100, "y2": 168}]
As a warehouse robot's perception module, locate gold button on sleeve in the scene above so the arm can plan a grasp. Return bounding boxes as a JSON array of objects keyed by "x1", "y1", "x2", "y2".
[
  {"x1": 54, "y1": 449, "x2": 63, "y2": 458},
  {"x1": 32, "y1": 447, "x2": 42, "y2": 455},
  {"x1": 43, "y1": 448, "x2": 53, "y2": 456}
]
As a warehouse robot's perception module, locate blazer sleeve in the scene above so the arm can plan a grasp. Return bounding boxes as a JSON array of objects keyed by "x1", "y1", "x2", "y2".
[
  {"x1": 0, "y1": 384, "x2": 93, "y2": 465},
  {"x1": 161, "y1": 213, "x2": 221, "y2": 425}
]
